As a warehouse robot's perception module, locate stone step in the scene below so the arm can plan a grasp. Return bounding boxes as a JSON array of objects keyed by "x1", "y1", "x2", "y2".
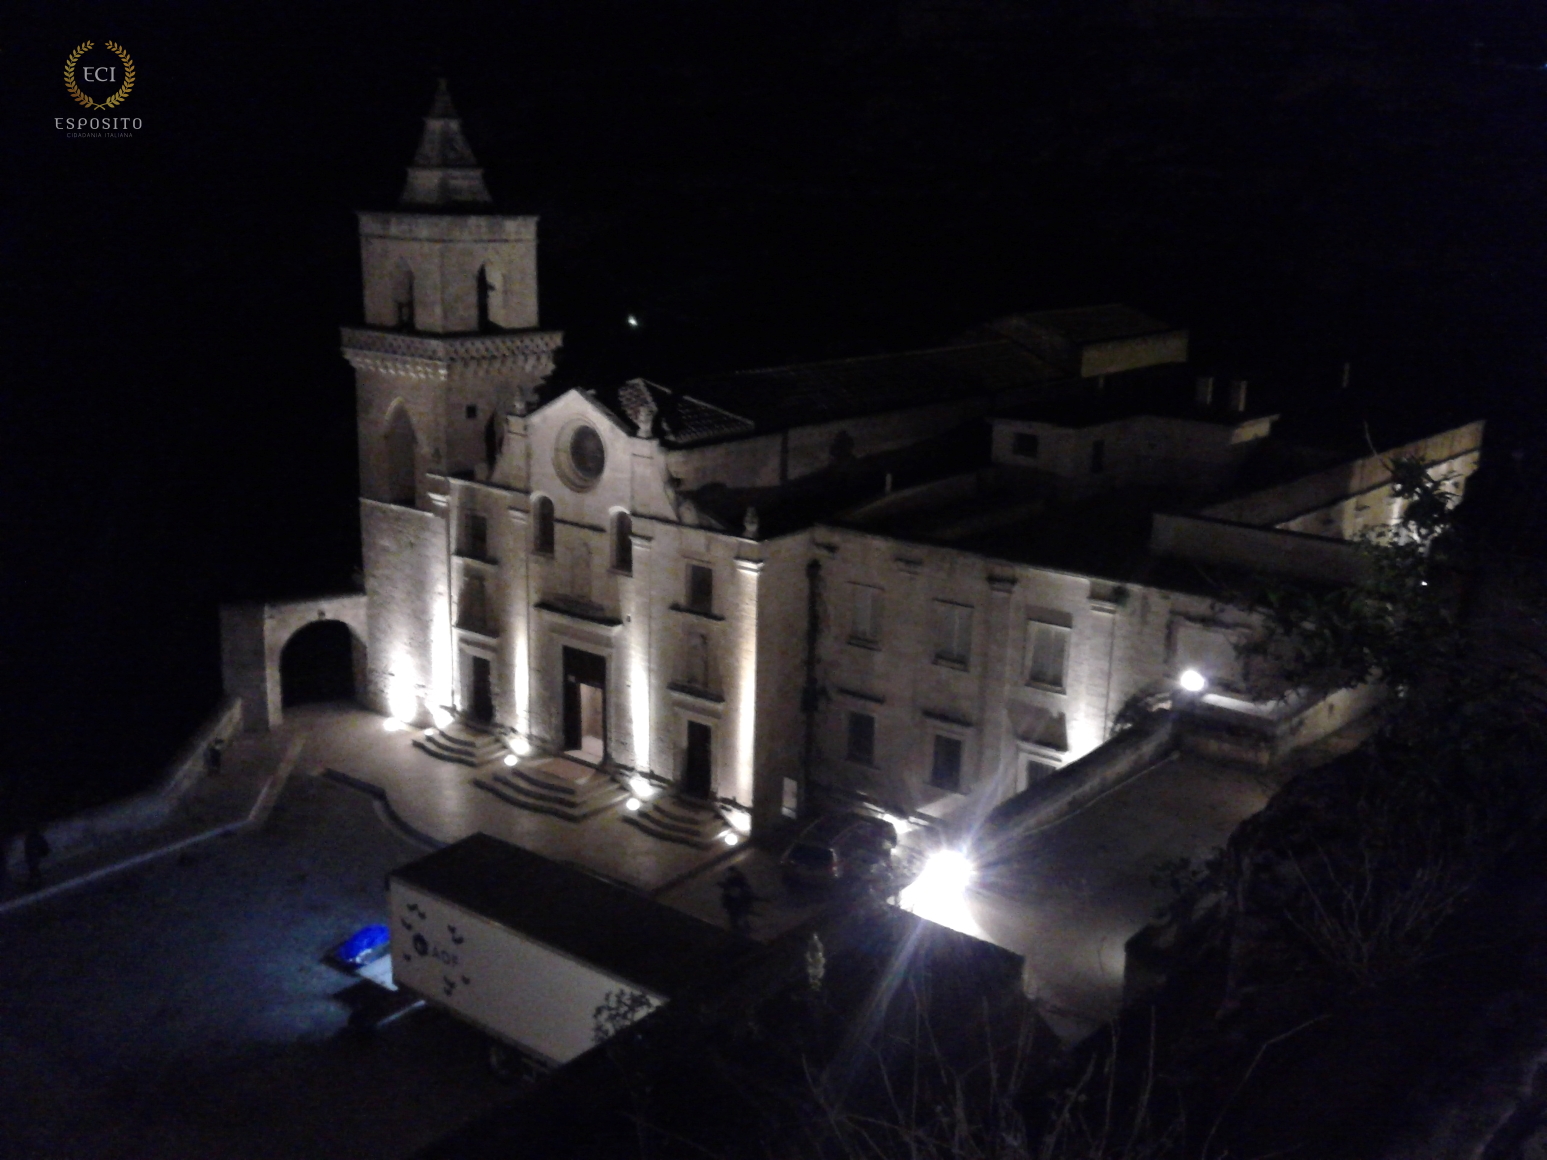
[
  {"x1": 412, "y1": 720, "x2": 510, "y2": 769},
  {"x1": 622, "y1": 794, "x2": 733, "y2": 849},
  {"x1": 413, "y1": 735, "x2": 480, "y2": 767},
  {"x1": 507, "y1": 768, "x2": 625, "y2": 806},
  {"x1": 473, "y1": 775, "x2": 626, "y2": 823}
]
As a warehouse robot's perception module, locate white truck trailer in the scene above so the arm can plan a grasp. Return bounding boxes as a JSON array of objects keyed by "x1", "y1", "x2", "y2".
[{"x1": 388, "y1": 833, "x2": 749, "y2": 1067}]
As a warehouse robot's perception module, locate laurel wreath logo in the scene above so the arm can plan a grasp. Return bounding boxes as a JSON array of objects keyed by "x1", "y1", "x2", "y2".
[{"x1": 64, "y1": 40, "x2": 135, "y2": 110}]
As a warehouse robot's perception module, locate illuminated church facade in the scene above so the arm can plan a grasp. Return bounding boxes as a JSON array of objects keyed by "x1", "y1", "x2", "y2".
[{"x1": 295, "y1": 84, "x2": 1483, "y2": 839}]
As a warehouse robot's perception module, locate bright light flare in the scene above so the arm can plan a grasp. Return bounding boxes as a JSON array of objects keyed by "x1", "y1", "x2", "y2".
[
  {"x1": 511, "y1": 735, "x2": 532, "y2": 757},
  {"x1": 503, "y1": 753, "x2": 519, "y2": 767},
  {"x1": 628, "y1": 774, "x2": 657, "y2": 801},
  {"x1": 431, "y1": 705, "x2": 455, "y2": 730},
  {"x1": 900, "y1": 848, "x2": 980, "y2": 935},
  {"x1": 1178, "y1": 668, "x2": 1207, "y2": 693},
  {"x1": 383, "y1": 717, "x2": 406, "y2": 733},
  {"x1": 625, "y1": 797, "x2": 642, "y2": 812},
  {"x1": 722, "y1": 832, "x2": 740, "y2": 846}
]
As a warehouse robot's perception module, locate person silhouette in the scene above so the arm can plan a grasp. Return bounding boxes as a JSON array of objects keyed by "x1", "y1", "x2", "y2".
[{"x1": 719, "y1": 866, "x2": 755, "y2": 935}]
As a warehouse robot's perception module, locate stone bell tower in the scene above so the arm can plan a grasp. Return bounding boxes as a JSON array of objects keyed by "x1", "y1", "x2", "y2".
[
  {"x1": 344, "y1": 79, "x2": 562, "y2": 507},
  {"x1": 343, "y1": 81, "x2": 562, "y2": 725}
]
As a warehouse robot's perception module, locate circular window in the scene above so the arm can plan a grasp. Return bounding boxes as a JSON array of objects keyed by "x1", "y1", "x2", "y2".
[{"x1": 555, "y1": 422, "x2": 606, "y2": 491}]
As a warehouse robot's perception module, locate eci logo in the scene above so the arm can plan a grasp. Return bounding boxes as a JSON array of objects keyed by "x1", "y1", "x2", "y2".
[{"x1": 57, "y1": 40, "x2": 141, "y2": 136}]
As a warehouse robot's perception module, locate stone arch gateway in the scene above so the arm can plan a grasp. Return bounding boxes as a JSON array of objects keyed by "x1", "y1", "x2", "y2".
[{"x1": 220, "y1": 594, "x2": 369, "y2": 731}]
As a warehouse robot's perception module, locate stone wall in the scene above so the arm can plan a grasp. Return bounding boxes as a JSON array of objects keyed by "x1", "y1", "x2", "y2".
[{"x1": 361, "y1": 498, "x2": 450, "y2": 725}]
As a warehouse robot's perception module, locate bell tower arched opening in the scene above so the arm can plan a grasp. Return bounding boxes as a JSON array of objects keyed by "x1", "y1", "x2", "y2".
[{"x1": 385, "y1": 402, "x2": 418, "y2": 505}]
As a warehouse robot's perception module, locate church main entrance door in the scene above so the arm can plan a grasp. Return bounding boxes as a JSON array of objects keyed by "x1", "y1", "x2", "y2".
[
  {"x1": 682, "y1": 721, "x2": 712, "y2": 799},
  {"x1": 464, "y1": 654, "x2": 494, "y2": 724},
  {"x1": 561, "y1": 647, "x2": 606, "y2": 763}
]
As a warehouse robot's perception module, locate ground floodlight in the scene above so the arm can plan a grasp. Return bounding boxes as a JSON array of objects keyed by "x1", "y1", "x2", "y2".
[{"x1": 1178, "y1": 668, "x2": 1207, "y2": 693}]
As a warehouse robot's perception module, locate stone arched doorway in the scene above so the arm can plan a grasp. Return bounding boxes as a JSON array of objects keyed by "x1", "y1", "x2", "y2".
[
  {"x1": 220, "y1": 594, "x2": 369, "y2": 732},
  {"x1": 280, "y1": 620, "x2": 358, "y2": 707}
]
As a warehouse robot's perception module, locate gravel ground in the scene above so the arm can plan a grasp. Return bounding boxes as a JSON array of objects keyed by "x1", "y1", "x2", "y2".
[{"x1": 0, "y1": 771, "x2": 512, "y2": 1160}]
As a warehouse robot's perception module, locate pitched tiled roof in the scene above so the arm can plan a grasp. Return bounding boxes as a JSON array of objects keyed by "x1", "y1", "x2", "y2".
[{"x1": 605, "y1": 379, "x2": 757, "y2": 446}]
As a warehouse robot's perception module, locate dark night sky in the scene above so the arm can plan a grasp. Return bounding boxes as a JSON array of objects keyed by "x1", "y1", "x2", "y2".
[{"x1": 5, "y1": 0, "x2": 1547, "y2": 816}]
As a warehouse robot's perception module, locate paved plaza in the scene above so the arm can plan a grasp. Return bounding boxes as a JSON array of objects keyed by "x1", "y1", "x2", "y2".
[{"x1": 0, "y1": 698, "x2": 1346, "y2": 1156}]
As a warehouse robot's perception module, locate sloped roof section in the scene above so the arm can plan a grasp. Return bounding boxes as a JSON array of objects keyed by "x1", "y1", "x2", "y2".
[
  {"x1": 676, "y1": 340, "x2": 1062, "y2": 436},
  {"x1": 603, "y1": 379, "x2": 757, "y2": 447},
  {"x1": 980, "y1": 305, "x2": 1187, "y2": 378}
]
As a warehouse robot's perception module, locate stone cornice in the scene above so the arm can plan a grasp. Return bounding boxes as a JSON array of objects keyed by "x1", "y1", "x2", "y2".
[{"x1": 340, "y1": 327, "x2": 562, "y2": 379}]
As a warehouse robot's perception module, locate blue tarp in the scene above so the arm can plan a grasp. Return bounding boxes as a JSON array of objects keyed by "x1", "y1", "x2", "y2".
[{"x1": 335, "y1": 924, "x2": 390, "y2": 967}]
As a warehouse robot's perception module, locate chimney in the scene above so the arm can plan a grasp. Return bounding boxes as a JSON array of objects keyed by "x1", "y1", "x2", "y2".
[
  {"x1": 1228, "y1": 379, "x2": 1248, "y2": 414},
  {"x1": 1194, "y1": 375, "x2": 1215, "y2": 407}
]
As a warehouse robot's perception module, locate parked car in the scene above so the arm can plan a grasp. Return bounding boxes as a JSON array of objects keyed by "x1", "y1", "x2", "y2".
[{"x1": 779, "y1": 813, "x2": 898, "y2": 890}]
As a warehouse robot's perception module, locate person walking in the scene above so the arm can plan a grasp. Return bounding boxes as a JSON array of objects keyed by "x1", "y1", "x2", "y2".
[
  {"x1": 719, "y1": 866, "x2": 756, "y2": 935},
  {"x1": 23, "y1": 827, "x2": 50, "y2": 892}
]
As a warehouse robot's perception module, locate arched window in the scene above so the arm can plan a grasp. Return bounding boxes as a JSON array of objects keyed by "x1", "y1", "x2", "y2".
[
  {"x1": 385, "y1": 403, "x2": 418, "y2": 506},
  {"x1": 532, "y1": 495, "x2": 554, "y2": 555},
  {"x1": 391, "y1": 265, "x2": 415, "y2": 330},
  {"x1": 612, "y1": 511, "x2": 633, "y2": 574}
]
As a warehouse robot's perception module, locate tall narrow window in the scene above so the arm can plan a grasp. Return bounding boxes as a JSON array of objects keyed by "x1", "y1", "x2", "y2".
[
  {"x1": 612, "y1": 512, "x2": 633, "y2": 574},
  {"x1": 1026, "y1": 620, "x2": 1071, "y2": 690},
  {"x1": 1090, "y1": 439, "x2": 1106, "y2": 474},
  {"x1": 930, "y1": 735, "x2": 963, "y2": 793},
  {"x1": 476, "y1": 264, "x2": 497, "y2": 332},
  {"x1": 462, "y1": 512, "x2": 488, "y2": 560},
  {"x1": 933, "y1": 600, "x2": 973, "y2": 667},
  {"x1": 850, "y1": 584, "x2": 882, "y2": 646},
  {"x1": 686, "y1": 564, "x2": 714, "y2": 615},
  {"x1": 532, "y1": 495, "x2": 554, "y2": 555},
  {"x1": 385, "y1": 403, "x2": 417, "y2": 506},
  {"x1": 459, "y1": 575, "x2": 488, "y2": 634},
  {"x1": 846, "y1": 712, "x2": 876, "y2": 766}
]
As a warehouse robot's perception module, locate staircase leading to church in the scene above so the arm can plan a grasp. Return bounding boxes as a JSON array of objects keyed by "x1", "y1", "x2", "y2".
[
  {"x1": 473, "y1": 756, "x2": 627, "y2": 823},
  {"x1": 623, "y1": 794, "x2": 736, "y2": 849},
  {"x1": 412, "y1": 719, "x2": 510, "y2": 768}
]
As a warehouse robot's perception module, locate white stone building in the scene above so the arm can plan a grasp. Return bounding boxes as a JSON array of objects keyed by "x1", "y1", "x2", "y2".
[{"x1": 225, "y1": 84, "x2": 1483, "y2": 841}]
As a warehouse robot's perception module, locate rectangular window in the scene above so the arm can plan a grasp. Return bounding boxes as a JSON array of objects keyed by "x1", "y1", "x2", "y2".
[
  {"x1": 463, "y1": 512, "x2": 488, "y2": 560},
  {"x1": 930, "y1": 735, "x2": 963, "y2": 793},
  {"x1": 459, "y1": 575, "x2": 488, "y2": 633},
  {"x1": 1012, "y1": 432, "x2": 1039, "y2": 459},
  {"x1": 465, "y1": 403, "x2": 478, "y2": 420},
  {"x1": 1026, "y1": 620, "x2": 1071, "y2": 690},
  {"x1": 686, "y1": 564, "x2": 714, "y2": 615},
  {"x1": 850, "y1": 584, "x2": 882, "y2": 645},
  {"x1": 933, "y1": 600, "x2": 973, "y2": 667},
  {"x1": 1090, "y1": 439, "x2": 1106, "y2": 474},
  {"x1": 846, "y1": 712, "x2": 876, "y2": 765}
]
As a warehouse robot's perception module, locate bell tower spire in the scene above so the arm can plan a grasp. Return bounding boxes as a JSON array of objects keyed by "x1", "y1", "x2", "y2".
[{"x1": 401, "y1": 78, "x2": 492, "y2": 206}]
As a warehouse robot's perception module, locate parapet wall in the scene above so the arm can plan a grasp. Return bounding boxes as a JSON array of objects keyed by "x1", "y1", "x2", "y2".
[
  {"x1": 1150, "y1": 513, "x2": 1370, "y2": 584},
  {"x1": 1200, "y1": 420, "x2": 1484, "y2": 530}
]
